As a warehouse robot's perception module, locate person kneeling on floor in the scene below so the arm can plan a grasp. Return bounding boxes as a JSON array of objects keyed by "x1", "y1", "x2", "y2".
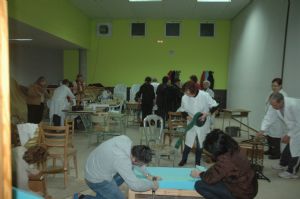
[
  {"x1": 191, "y1": 129, "x2": 258, "y2": 199},
  {"x1": 76, "y1": 135, "x2": 159, "y2": 199}
]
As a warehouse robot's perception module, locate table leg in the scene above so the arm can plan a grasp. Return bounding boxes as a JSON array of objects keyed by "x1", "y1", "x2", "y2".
[{"x1": 128, "y1": 189, "x2": 136, "y2": 199}]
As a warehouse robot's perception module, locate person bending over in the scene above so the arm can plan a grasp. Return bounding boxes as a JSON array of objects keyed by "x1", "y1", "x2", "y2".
[
  {"x1": 77, "y1": 135, "x2": 159, "y2": 199},
  {"x1": 191, "y1": 129, "x2": 258, "y2": 199}
]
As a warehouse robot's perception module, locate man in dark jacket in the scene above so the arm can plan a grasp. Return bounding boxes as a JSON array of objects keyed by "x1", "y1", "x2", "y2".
[{"x1": 135, "y1": 77, "x2": 155, "y2": 123}]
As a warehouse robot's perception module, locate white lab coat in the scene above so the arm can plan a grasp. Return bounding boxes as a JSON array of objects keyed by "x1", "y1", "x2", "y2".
[
  {"x1": 177, "y1": 91, "x2": 218, "y2": 148},
  {"x1": 261, "y1": 97, "x2": 300, "y2": 157},
  {"x1": 264, "y1": 90, "x2": 288, "y2": 138},
  {"x1": 205, "y1": 88, "x2": 215, "y2": 98},
  {"x1": 49, "y1": 85, "x2": 75, "y2": 125}
]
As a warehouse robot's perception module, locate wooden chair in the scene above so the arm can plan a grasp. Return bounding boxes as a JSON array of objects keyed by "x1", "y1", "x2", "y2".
[
  {"x1": 64, "y1": 119, "x2": 75, "y2": 148},
  {"x1": 88, "y1": 112, "x2": 110, "y2": 146},
  {"x1": 163, "y1": 112, "x2": 186, "y2": 152},
  {"x1": 142, "y1": 114, "x2": 176, "y2": 166},
  {"x1": 39, "y1": 124, "x2": 78, "y2": 188}
]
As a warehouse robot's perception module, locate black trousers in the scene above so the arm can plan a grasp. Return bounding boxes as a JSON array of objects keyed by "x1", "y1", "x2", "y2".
[
  {"x1": 195, "y1": 180, "x2": 235, "y2": 199},
  {"x1": 266, "y1": 135, "x2": 281, "y2": 157},
  {"x1": 141, "y1": 104, "x2": 153, "y2": 123},
  {"x1": 181, "y1": 136, "x2": 202, "y2": 165},
  {"x1": 280, "y1": 144, "x2": 300, "y2": 174},
  {"x1": 27, "y1": 103, "x2": 44, "y2": 124}
]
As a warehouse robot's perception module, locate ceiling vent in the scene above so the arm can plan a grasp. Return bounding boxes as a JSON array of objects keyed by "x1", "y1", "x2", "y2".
[{"x1": 97, "y1": 23, "x2": 112, "y2": 37}]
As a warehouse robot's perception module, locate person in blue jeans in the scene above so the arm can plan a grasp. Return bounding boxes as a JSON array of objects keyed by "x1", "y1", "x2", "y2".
[
  {"x1": 74, "y1": 135, "x2": 159, "y2": 199},
  {"x1": 190, "y1": 129, "x2": 258, "y2": 199}
]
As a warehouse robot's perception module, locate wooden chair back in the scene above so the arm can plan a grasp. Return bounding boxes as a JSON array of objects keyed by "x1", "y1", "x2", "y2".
[{"x1": 168, "y1": 112, "x2": 186, "y2": 130}]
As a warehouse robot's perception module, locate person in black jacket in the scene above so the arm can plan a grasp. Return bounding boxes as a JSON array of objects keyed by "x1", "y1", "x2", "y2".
[
  {"x1": 156, "y1": 76, "x2": 169, "y2": 121},
  {"x1": 135, "y1": 77, "x2": 155, "y2": 124}
]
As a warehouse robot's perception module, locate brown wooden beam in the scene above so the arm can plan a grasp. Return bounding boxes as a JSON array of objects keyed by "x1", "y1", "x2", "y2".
[{"x1": 0, "y1": 0, "x2": 12, "y2": 198}]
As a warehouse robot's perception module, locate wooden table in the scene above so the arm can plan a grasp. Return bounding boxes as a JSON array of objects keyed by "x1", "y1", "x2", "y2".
[
  {"x1": 128, "y1": 167, "x2": 203, "y2": 199},
  {"x1": 221, "y1": 108, "x2": 251, "y2": 138}
]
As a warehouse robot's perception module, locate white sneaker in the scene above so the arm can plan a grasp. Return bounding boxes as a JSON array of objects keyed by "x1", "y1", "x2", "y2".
[
  {"x1": 272, "y1": 163, "x2": 287, "y2": 170},
  {"x1": 278, "y1": 171, "x2": 299, "y2": 179}
]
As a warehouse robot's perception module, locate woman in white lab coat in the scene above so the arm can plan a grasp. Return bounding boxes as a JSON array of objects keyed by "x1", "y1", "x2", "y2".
[
  {"x1": 260, "y1": 93, "x2": 300, "y2": 179},
  {"x1": 263, "y1": 78, "x2": 287, "y2": 159},
  {"x1": 49, "y1": 79, "x2": 75, "y2": 125},
  {"x1": 177, "y1": 81, "x2": 218, "y2": 166}
]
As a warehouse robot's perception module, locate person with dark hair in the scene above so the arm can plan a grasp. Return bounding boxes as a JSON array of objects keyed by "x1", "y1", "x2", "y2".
[
  {"x1": 177, "y1": 81, "x2": 218, "y2": 166},
  {"x1": 26, "y1": 76, "x2": 50, "y2": 123},
  {"x1": 77, "y1": 135, "x2": 159, "y2": 199},
  {"x1": 191, "y1": 129, "x2": 258, "y2": 199},
  {"x1": 259, "y1": 78, "x2": 288, "y2": 159},
  {"x1": 259, "y1": 93, "x2": 300, "y2": 179},
  {"x1": 171, "y1": 78, "x2": 183, "y2": 111},
  {"x1": 190, "y1": 75, "x2": 201, "y2": 90},
  {"x1": 48, "y1": 79, "x2": 75, "y2": 125},
  {"x1": 135, "y1": 77, "x2": 155, "y2": 123},
  {"x1": 156, "y1": 76, "x2": 169, "y2": 121}
]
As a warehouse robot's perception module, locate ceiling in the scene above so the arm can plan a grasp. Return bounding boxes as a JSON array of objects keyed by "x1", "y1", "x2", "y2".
[
  {"x1": 9, "y1": 18, "x2": 81, "y2": 50},
  {"x1": 8, "y1": 0, "x2": 251, "y2": 50},
  {"x1": 70, "y1": 0, "x2": 251, "y2": 20}
]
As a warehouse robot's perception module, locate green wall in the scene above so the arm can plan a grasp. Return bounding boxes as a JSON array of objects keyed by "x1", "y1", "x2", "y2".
[
  {"x1": 8, "y1": 0, "x2": 91, "y2": 48},
  {"x1": 63, "y1": 50, "x2": 79, "y2": 81},
  {"x1": 88, "y1": 19, "x2": 230, "y2": 89}
]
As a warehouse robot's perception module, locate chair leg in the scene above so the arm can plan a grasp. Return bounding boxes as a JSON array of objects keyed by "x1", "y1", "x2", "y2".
[
  {"x1": 73, "y1": 154, "x2": 78, "y2": 178},
  {"x1": 172, "y1": 152, "x2": 176, "y2": 167},
  {"x1": 67, "y1": 157, "x2": 70, "y2": 175},
  {"x1": 52, "y1": 158, "x2": 56, "y2": 178},
  {"x1": 64, "y1": 169, "x2": 68, "y2": 188}
]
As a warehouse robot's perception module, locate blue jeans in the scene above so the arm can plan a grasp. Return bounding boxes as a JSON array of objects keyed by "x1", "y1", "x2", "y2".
[
  {"x1": 194, "y1": 180, "x2": 235, "y2": 199},
  {"x1": 84, "y1": 174, "x2": 125, "y2": 199}
]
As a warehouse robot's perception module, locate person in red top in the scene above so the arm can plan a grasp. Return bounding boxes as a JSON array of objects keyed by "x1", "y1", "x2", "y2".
[{"x1": 191, "y1": 129, "x2": 258, "y2": 199}]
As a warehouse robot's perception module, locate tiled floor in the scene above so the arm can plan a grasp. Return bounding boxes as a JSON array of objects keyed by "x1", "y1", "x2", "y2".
[{"x1": 45, "y1": 117, "x2": 300, "y2": 199}]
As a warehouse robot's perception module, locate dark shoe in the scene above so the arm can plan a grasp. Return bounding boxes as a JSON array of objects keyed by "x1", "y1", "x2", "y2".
[
  {"x1": 178, "y1": 160, "x2": 186, "y2": 167},
  {"x1": 268, "y1": 155, "x2": 281, "y2": 160},
  {"x1": 264, "y1": 150, "x2": 271, "y2": 155}
]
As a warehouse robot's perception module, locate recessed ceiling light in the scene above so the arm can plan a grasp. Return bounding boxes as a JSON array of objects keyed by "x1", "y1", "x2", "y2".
[
  {"x1": 197, "y1": 0, "x2": 231, "y2": 2},
  {"x1": 9, "y1": 38, "x2": 33, "y2": 41},
  {"x1": 129, "y1": 0, "x2": 162, "y2": 2}
]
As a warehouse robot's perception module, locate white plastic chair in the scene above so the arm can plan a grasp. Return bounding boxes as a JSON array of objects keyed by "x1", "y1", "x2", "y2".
[
  {"x1": 114, "y1": 84, "x2": 127, "y2": 101},
  {"x1": 130, "y1": 84, "x2": 141, "y2": 102},
  {"x1": 142, "y1": 114, "x2": 176, "y2": 166}
]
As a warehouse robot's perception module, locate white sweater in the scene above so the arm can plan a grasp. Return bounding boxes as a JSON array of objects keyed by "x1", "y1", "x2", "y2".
[{"x1": 85, "y1": 135, "x2": 154, "y2": 191}]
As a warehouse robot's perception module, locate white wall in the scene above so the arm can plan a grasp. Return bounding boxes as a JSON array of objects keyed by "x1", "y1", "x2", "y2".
[
  {"x1": 227, "y1": 0, "x2": 288, "y2": 130},
  {"x1": 283, "y1": 0, "x2": 300, "y2": 98},
  {"x1": 10, "y1": 45, "x2": 64, "y2": 86}
]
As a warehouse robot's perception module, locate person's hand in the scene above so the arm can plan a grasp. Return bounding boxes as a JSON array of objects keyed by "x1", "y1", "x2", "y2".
[
  {"x1": 256, "y1": 131, "x2": 264, "y2": 137},
  {"x1": 190, "y1": 169, "x2": 201, "y2": 178},
  {"x1": 199, "y1": 113, "x2": 208, "y2": 121},
  {"x1": 282, "y1": 135, "x2": 290, "y2": 144},
  {"x1": 146, "y1": 175, "x2": 162, "y2": 181}
]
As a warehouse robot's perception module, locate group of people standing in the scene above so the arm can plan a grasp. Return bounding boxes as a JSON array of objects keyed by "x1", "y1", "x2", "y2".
[
  {"x1": 135, "y1": 76, "x2": 182, "y2": 124},
  {"x1": 134, "y1": 74, "x2": 218, "y2": 168},
  {"x1": 26, "y1": 74, "x2": 86, "y2": 126}
]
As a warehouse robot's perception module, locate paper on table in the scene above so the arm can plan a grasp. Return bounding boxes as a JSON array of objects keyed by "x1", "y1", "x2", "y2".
[{"x1": 134, "y1": 167, "x2": 207, "y2": 190}]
